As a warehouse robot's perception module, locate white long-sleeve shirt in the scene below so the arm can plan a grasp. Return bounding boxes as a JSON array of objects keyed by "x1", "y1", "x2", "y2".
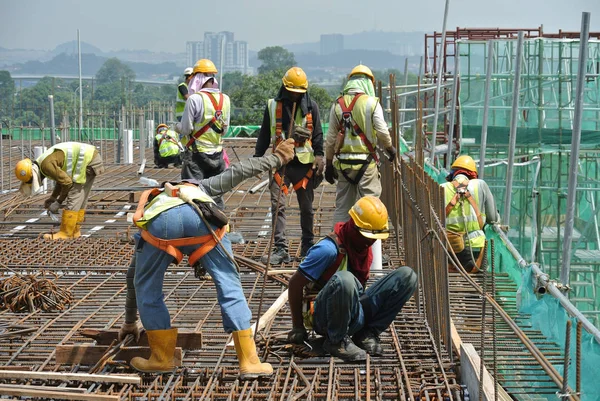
[{"x1": 175, "y1": 88, "x2": 231, "y2": 137}]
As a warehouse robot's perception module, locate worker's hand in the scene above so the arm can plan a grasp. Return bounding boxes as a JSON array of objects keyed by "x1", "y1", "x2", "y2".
[
  {"x1": 314, "y1": 156, "x2": 325, "y2": 176},
  {"x1": 385, "y1": 146, "x2": 397, "y2": 162},
  {"x1": 47, "y1": 200, "x2": 61, "y2": 214},
  {"x1": 325, "y1": 161, "x2": 338, "y2": 185},
  {"x1": 273, "y1": 138, "x2": 295, "y2": 164},
  {"x1": 287, "y1": 327, "x2": 308, "y2": 344},
  {"x1": 44, "y1": 197, "x2": 57, "y2": 210},
  {"x1": 118, "y1": 322, "x2": 141, "y2": 343}
]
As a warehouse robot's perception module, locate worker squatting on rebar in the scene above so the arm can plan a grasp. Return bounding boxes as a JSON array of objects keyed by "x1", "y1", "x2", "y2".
[
  {"x1": 287, "y1": 195, "x2": 417, "y2": 362},
  {"x1": 153, "y1": 123, "x2": 182, "y2": 168},
  {"x1": 14, "y1": 142, "x2": 105, "y2": 240},
  {"x1": 118, "y1": 138, "x2": 296, "y2": 378}
]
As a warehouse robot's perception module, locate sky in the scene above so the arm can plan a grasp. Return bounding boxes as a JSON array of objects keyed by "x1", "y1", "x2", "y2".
[{"x1": 1, "y1": 0, "x2": 599, "y2": 53}]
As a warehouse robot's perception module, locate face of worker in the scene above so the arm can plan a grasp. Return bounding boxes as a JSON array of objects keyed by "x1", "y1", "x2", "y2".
[
  {"x1": 285, "y1": 89, "x2": 303, "y2": 103},
  {"x1": 185, "y1": 74, "x2": 192, "y2": 83}
]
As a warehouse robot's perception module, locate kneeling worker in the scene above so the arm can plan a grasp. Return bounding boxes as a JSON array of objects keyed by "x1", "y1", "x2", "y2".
[
  {"x1": 154, "y1": 124, "x2": 182, "y2": 168},
  {"x1": 287, "y1": 196, "x2": 417, "y2": 361},
  {"x1": 118, "y1": 138, "x2": 296, "y2": 378},
  {"x1": 15, "y1": 142, "x2": 104, "y2": 239}
]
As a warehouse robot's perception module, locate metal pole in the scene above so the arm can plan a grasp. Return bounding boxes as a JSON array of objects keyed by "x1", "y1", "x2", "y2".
[
  {"x1": 561, "y1": 12, "x2": 590, "y2": 286},
  {"x1": 429, "y1": 0, "x2": 450, "y2": 165},
  {"x1": 479, "y1": 40, "x2": 494, "y2": 179},
  {"x1": 503, "y1": 31, "x2": 525, "y2": 226},
  {"x1": 78, "y1": 29, "x2": 83, "y2": 142},
  {"x1": 220, "y1": 36, "x2": 225, "y2": 90},
  {"x1": 48, "y1": 95, "x2": 56, "y2": 146},
  {"x1": 445, "y1": 41, "x2": 460, "y2": 170},
  {"x1": 399, "y1": 58, "x2": 409, "y2": 127}
]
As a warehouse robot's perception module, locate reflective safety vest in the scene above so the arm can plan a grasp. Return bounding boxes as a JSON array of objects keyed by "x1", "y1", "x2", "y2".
[
  {"x1": 175, "y1": 82, "x2": 187, "y2": 120},
  {"x1": 155, "y1": 130, "x2": 180, "y2": 158},
  {"x1": 133, "y1": 183, "x2": 226, "y2": 267},
  {"x1": 333, "y1": 94, "x2": 379, "y2": 171},
  {"x1": 443, "y1": 177, "x2": 486, "y2": 249},
  {"x1": 37, "y1": 142, "x2": 96, "y2": 184},
  {"x1": 188, "y1": 91, "x2": 230, "y2": 154},
  {"x1": 268, "y1": 99, "x2": 315, "y2": 165}
]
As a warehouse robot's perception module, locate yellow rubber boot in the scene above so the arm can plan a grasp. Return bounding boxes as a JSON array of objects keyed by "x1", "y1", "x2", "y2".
[
  {"x1": 43, "y1": 210, "x2": 78, "y2": 240},
  {"x1": 73, "y1": 209, "x2": 85, "y2": 238},
  {"x1": 130, "y1": 328, "x2": 178, "y2": 373},
  {"x1": 232, "y1": 328, "x2": 273, "y2": 380}
]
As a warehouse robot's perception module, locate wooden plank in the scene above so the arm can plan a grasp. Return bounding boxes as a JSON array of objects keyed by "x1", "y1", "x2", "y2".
[
  {"x1": 56, "y1": 345, "x2": 182, "y2": 366},
  {"x1": 450, "y1": 320, "x2": 463, "y2": 357},
  {"x1": 0, "y1": 386, "x2": 120, "y2": 401},
  {"x1": 79, "y1": 329, "x2": 202, "y2": 349},
  {"x1": 0, "y1": 370, "x2": 141, "y2": 385},
  {"x1": 460, "y1": 343, "x2": 512, "y2": 401},
  {"x1": 0, "y1": 383, "x2": 87, "y2": 393}
]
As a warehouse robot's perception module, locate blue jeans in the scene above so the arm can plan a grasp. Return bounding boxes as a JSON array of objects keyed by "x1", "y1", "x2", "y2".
[
  {"x1": 134, "y1": 204, "x2": 252, "y2": 332},
  {"x1": 313, "y1": 267, "x2": 417, "y2": 343}
]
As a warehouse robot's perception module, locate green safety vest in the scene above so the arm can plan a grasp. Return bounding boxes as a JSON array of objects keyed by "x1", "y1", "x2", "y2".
[
  {"x1": 175, "y1": 82, "x2": 188, "y2": 120},
  {"x1": 333, "y1": 94, "x2": 379, "y2": 171},
  {"x1": 37, "y1": 142, "x2": 95, "y2": 184},
  {"x1": 190, "y1": 92, "x2": 230, "y2": 154},
  {"x1": 443, "y1": 180, "x2": 486, "y2": 249},
  {"x1": 155, "y1": 130, "x2": 180, "y2": 158},
  {"x1": 268, "y1": 99, "x2": 315, "y2": 165},
  {"x1": 134, "y1": 184, "x2": 215, "y2": 230}
]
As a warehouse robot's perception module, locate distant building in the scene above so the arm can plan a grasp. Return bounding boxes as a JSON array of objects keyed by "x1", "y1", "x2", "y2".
[
  {"x1": 186, "y1": 31, "x2": 250, "y2": 75},
  {"x1": 320, "y1": 34, "x2": 344, "y2": 55}
]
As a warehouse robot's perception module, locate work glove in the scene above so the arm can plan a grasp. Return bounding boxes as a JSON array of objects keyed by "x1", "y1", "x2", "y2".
[
  {"x1": 44, "y1": 197, "x2": 57, "y2": 210},
  {"x1": 273, "y1": 138, "x2": 295, "y2": 165},
  {"x1": 324, "y1": 161, "x2": 338, "y2": 185},
  {"x1": 287, "y1": 327, "x2": 308, "y2": 344},
  {"x1": 314, "y1": 156, "x2": 325, "y2": 176},
  {"x1": 292, "y1": 126, "x2": 312, "y2": 143},
  {"x1": 47, "y1": 199, "x2": 61, "y2": 214},
  {"x1": 385, "y1": 146, "x2": 397, "y2": 163},
  {"x1": 118, "y1": 322, "x2": 141, "y2": 343}
]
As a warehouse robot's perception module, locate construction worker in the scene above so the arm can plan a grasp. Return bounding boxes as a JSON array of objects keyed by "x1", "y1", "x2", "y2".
[
  {"x1": 118, "y1": 138, "x2": 296, "y2": 376},
  {"x1": 443, "y1": 155, "x2": 500, "y2": 273},
  {"x1": 175, "y1": 67, "x2": 193, "y2": 122},
  {"x1": 176, "y1": 58, "x2": 229, "y2": 209},
  {"x1": 324, "y1": 64, "x2": 397, "y2": 225},
  {"x1": 14, "y1": 142, "x2": 104, "y2": 240},
  {"x1": 254, "y1": 67, "x2": 324, "y2": 264},
  {"x1": 153, "y1": 124, "x2": 182, "y2": 168},
  {"x1": 287, "y1": 196, "x2": 417, "y2": 361}
]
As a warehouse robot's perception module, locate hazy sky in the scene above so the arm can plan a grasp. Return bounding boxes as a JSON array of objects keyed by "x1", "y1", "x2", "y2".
[{"x1": 1, "y1": 0, "x2": 599, "y2": 52}]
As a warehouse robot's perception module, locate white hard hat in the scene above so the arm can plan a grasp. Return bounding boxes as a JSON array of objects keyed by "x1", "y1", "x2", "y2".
[{"x1": 184, "y1": 67, "x2": 193, "y2": 76}]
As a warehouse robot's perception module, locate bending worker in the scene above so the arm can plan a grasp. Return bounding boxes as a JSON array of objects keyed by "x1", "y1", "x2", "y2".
[
  {"x1": 324, "y1": 64, "x2": 396, "y2": 225},
  {"x1": 254, "y1": 67, "x2": 324, "y2": 264},
  {"x1": 15, "y1": 142, "x2": 104, "y2": 240},
  {"x1": 175, "y1": 67, "x2": 193, "y2": 122},
  {"x1": 153, "y1": 124, "x2": 182, "y2": 168},
  {"x1": 443, "y1": 155, "x2": 499, "y2": 273},
  {"x1": 118, "y1": 138, "x2": 296, "y2": 378},
  {"x1": 287, "y1": 196, "x2": 417, "y2": 361}
]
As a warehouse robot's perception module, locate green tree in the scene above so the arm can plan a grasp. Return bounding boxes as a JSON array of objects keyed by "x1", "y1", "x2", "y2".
[
  {"x1": 257, "y1": 46, "x2": 296, "y2": 75},
  {"x1": 95, "y1": 58, "x2": 136, "y2": 85},
  {"x1": 0, "y1": 71, "x2": 15, "y2": 119},
  {"x1": 308, "y1": 86, "x2": 333, "y2": 120}
]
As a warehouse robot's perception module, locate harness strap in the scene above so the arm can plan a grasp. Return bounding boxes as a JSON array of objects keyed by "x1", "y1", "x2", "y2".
[
  {"x1": 335, "y1": 94, "x2": 379, "y2": 163},
  {"x1": 273, "y1": 172, "x2": 289, "y2": 195},
  {"x1": 274, "y1": 101, "x2": 314, "y2": 149},
  {"x1": 339, "y1": 156, "x2": 373, "y2": 185},
  {"x1": 315, "y1": 232, "x2": 347, "y2": 288},
  {"x1": 445, "y1": 179, "x2": 484, "y2": 229},
  {"x1": 187, "y1": 92, "x2": 224, "y2": 149},
  {"x1": 292, "y1": 169, "x2": 314, "y2": 191}
]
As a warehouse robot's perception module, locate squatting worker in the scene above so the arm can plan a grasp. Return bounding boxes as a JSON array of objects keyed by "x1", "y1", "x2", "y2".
[
  {"x1": 15, "y1": 142, "x2": 104, "y2": 240},
  {"x1": 118, "y1": 138, "x2": 296, "y2": 378}
]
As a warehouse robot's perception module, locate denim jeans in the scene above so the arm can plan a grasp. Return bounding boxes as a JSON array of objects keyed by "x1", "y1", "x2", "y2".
[
  {"x1": 134, "y1": 204, "x2": 251, "y2": 332},
  {"x1": 313, "y1": 267, "x2": 417, "y2": 343}
]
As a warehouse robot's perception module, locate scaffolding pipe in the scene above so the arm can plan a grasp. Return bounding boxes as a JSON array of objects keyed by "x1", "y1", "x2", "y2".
[
  {"x1": 561, "y1": 12, "x2": 591, "y2": 286},
  {"x1": 503, "y1": 31, "x2": 525, "y2": 226},
  {"x1": 77, "y1": 29, "x2": 83, "y2": 141},
  {"x1": 479, "y1": 40, "x2": 494, "y2": 179},
  {"x1": 445, "y1": 42, "x2": 460, "y2": 170},
  {"x1": 48, "y1": 95, "x2": 56, "y2": 146}
]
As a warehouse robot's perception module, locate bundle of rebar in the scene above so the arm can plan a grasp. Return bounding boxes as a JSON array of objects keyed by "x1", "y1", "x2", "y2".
[{"x1": 0, "y1": 272, "x2": 73, "y2": 313}]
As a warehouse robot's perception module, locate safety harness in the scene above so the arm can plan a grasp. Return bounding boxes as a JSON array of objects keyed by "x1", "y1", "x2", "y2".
[
  {"x1": 133, "y1": 185, "x2": 227, "y2": 267},
  {"x1": 335, "y1": 94, "x2": 379, "y2": 185},
  {"x1": 187, "y1": 92, "x2": 225, "y2": 150}
]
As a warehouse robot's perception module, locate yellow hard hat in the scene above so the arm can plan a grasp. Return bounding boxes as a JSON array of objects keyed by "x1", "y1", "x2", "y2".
[
  {"x1": 349, "y1": 64, "x2": 375, "y2": 83},
  {"x1": 15, "y1": 158, "x2": 33, "y2": 183},
  {"x1": 348, "y1": 196, "x2": 389, "y2": 240},
  {"x1": 282, "y1": 67, "x2": 308, "y2": 93},
  {"x1": 451, "y1": 155, "x2": 478, "y2": 174},
  {"x1": 193, "y1": 59, "x2": 218, "y2": 75},
  {"x1": 156, "y1": 123, "x2": 168, "y2": 134}
]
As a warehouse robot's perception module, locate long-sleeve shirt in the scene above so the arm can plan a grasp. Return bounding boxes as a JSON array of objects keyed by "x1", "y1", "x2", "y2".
[
  {"x1": 324, "y1": 90, "x2": 392, "y2": 161},
  {"x1": 40, "y1": 149, "x2": 99, "y2": 202},
  {"x1": 176, "y1": 88, "x2": 231, "y2": 137}
]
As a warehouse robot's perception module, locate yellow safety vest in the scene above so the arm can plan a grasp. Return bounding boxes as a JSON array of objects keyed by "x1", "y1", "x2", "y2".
[
  {"x1": 190, "y1": 92, "x2": 230, "y2": 154},
  {"x1": 155, "y1": 130, "x2": 180, "y2": 158},
  {"x1": 37, "y1": 142, "x2": 96, "y2": 184},
  {"x1": 175, "y1": 82, "x2": 187, "y2": 120},
  {"x1": 443, "y1": 180, "x2": 486, "y2": 249},
  {"x1": 268, "y1": 99, "x2": 315, "y2": 165}
]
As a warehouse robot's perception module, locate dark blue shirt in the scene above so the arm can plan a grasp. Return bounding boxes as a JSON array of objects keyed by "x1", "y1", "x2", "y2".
[{"x1": 298, "y1": 237, "x2": 338, "y2": 282}]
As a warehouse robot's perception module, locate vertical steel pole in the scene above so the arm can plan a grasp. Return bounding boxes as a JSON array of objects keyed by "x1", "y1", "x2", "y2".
[
  {"x1": 48, "y1": 95, "x2": 56, "y2": 146},
  {"x1": 561, "y1": 12, "x2": 590, "y2": 286},
  {"x1": 503, "y1": 31, "x2": 525, "y2": 226},
  {"x1": 445, "y1": 41, "x2": 460, "y2": 170},
  {"x1": 78, "y1": 29, "x2": 83, "y2": 142},
  {"x1": 479, "y1": 40, "x2": 494, "y2": 179}
]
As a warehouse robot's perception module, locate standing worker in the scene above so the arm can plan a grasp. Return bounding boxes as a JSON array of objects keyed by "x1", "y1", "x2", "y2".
[
  {"x1": 118, "y1": 138, "x2": 296, "y2": 377},
  {"x1": 254, "y1": 67, "x2": 325, "y2": 264},
  {"x1": 175, "y1": 67, "x2": 193, "y2": 122},
  {"x1": 15, "y1": 142, "x2": 104, "y2": 239},
  {"x1": 177, "y1": 58, "x2": 229, "y2": 208},
  {"x1": 286, "y1": 196, "x2": 417, "y2": 361},
  {"x1": 153, "y1": 124, "x2": 182, "y2": 168},
  {"x1": 443, "y1": 155, "x2": 499, "y2": 273},
  {"x1": 324, "y1": 64, "x2": 397, "y2": 225}
]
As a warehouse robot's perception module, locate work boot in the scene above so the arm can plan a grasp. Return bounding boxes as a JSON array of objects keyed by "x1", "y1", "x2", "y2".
[
  {"x1": 353, "y1": 330, "x2": 383, "y2": 356},
  {"x1": 43, "y1": 210, "x2": 78, "y2": 240},
  {"x1": 300, "y1": 242, "x2": 314, "y2": 258},
  {"x1": 130, "y1": 328, "x2": 178, "y2": 373},
  {"x1": 323, "y1": 335, "x2": 367, "y2": 362},
  {"x1": 72, "y1": 209, "x2": 85, "y2": 238},
  {"x1": 232, "y1": 328, "x2": 273, "y2": 379},
  {"x1": 260, "y1": 247, "x2": 290, "y2": 265}
]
